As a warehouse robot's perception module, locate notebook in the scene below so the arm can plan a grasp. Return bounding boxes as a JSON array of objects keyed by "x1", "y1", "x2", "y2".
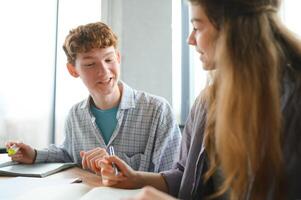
[{"x1": 0, "y1": 162, "x2": 77, "y2": 177}]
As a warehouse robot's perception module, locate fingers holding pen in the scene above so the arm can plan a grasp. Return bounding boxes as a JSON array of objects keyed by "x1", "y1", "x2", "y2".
[
  {"x1": 97, "y1": 155, "x2": 143, "y2": 189},
  {"x1": 99, "y1": 160, "x2": 126, "y2": 180},
  {"x1": 101, "y1": 155, "x2": 132, "y2": 175},
  {"x1": 80, "y1": 148, "x2": 138, "y2": 188},
  {"x1": 97, "y1": 155, "x2": 131, "y2": 186}
]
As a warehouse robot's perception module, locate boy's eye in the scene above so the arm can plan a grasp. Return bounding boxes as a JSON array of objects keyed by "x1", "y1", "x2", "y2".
[
  {"x1": 105, "y1": 57, "x2": 115, "y2": 63},
  {"x1": 84, "y1": 63, "x2": 95, "y2": 67}
]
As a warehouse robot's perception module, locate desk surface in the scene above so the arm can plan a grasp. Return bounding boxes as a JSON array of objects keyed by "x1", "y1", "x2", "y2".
[
  {"x1": 0, "y1": 154, "x2": 143, "y2": 200},
  {"x1": 0, "y1": 153, "x2": 102, "y2": 187},
  {"x1": 50, "y1": 167, "x2": 102, "y2": 187}
]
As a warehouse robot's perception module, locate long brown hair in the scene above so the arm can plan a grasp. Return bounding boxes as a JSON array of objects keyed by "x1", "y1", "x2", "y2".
[{"x1": 188, "y1": 0, "x2": 301, "y2": 199}]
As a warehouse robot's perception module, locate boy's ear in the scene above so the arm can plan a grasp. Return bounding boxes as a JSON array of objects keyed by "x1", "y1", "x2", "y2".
[{"x1": 67, "y1": 63, "x2": 79, "y2": 78}]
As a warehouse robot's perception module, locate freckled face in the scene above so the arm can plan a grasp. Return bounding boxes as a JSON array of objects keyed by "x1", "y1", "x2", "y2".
[
  {"x1": 187, "y1": 4, "x2": 219, "y2": 70},
  {"x1": 71, "y1": 46, "x2": 121, "y2": 97}
]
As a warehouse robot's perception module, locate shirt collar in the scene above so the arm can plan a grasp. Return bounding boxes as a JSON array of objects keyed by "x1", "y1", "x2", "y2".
[
  {"x1": 118, "y1": 81, "x2": 136, "y2": 110},
  {"x1": 80, "y1": 81, "x2": 136, "y2": 110}
]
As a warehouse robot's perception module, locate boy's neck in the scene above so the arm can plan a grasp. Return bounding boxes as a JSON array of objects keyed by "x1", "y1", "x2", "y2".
[{"x1": 91, "y1": 85, "x2": 122, "y2": 110}]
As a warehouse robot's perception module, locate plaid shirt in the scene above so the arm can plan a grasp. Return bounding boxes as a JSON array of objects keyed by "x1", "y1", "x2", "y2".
[{"x1": 35, "y1": 82, "x2": 181, "y2": 172}]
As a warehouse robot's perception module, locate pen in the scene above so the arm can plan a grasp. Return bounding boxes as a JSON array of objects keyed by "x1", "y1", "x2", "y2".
[
  {"x1": 71, "y1": 177, "x2": 83, "y2": 184},
  {"x1": 7, "y1": 144, "x2": 20, "y2": 156},
  {"x1": 108, "y1": 146, "x2": 119, "y2": 176}
]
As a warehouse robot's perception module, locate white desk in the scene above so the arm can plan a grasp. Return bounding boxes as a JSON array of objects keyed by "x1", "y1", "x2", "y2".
[
  {"x1": 0, "y1": 153, "x2": 101, "y2": 186},
  {"x1": 42, "y1": 167, "x2": 102, "y2": 186},
  {"x1": 0, "y1": 154, "x2": 103, "y2": 200},
  {"x1": 0, "y1": 167, "x2": 142, "y2": 200},
  {"x1": 0, "y1": 154, "x2": 141, "y2": 200}
]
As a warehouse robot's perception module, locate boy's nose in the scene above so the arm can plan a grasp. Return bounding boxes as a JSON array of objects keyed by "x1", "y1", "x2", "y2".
[{"x1": 97, "y1": 63, "x2": 110, "y2": 75}]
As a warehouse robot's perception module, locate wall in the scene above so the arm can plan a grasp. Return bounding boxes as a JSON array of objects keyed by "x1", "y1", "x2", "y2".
[{"x1": 102, "y1": 0, "x2": 173, "y2": 104}]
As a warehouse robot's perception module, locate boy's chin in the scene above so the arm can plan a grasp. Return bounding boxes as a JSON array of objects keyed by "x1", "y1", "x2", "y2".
[{"x1": 99, "y1": 83, "x2": 119, "y2": 96}]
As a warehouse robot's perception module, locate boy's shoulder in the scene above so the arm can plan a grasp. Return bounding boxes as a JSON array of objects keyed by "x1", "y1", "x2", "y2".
[
  {"x1": 68, "y1": 98, "x2": 89, "y2": 114},
  {"x1": 133, "y1": 89, "x2": 170, "y2": 108},
  {"x1": 122, "y1": 82, "x2": 170, "y2": 108}
]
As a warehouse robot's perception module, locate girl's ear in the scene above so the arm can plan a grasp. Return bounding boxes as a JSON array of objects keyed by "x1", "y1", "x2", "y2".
[
  {"x1": 116, "y1": 50, "x2": 121, "y2": 63},
  {"x1": 67, "y1": 63, "x2": 79, "y2": 78}
]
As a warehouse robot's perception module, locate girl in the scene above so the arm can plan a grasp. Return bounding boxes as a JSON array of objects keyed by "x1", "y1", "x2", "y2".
[{"x1": 98, "y1": 0, "x2": 301, "y2": 199}]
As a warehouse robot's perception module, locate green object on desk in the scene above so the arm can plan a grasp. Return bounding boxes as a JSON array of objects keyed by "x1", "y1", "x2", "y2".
[
  {"x1": 6, "y1": 145, "x2": 20, "y2": 156},
  {"x1": 7, "y1": 148, "x2": 17, "y2": 156}
]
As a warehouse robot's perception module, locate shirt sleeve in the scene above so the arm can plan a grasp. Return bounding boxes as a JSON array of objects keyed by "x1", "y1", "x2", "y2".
[
  {"x1": 160, "y1": 95, "x2": 200, "y2": 197},
  {"x1": 35, "y1": 113, "x2": 73, "y2": 163},
  {"x1": 152, "y1": 100, "x2": 182, "y2": 172},
  {"x1": 161, "y1": 167, "x2": 184, "y2": 197}
]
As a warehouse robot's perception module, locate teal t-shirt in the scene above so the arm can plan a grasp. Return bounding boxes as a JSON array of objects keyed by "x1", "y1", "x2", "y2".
[{"x1": 90, "y1": 104, "x2": 118, "y2": 144}]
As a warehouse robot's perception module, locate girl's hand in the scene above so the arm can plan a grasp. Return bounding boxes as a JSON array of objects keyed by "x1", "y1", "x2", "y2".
[{"x1": 98, "y1": 155, "x2": 139, "y2": 188}]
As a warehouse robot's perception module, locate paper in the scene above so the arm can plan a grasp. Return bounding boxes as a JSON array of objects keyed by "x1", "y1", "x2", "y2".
[
  {"x1": 0, "y1": 177, "x2": 81, "y2": 200},
  {"x1": 16, "y1": 184, "x2": 91, "y2": 200},
  {"x1": 81, "y1": 187, "x2": 142, "y2": 200},
  {"x1": 13, "y1": 184, "x2": 142, "y2": 200},
  {"x1": 0, "y1": 160, "x2": 16, "y2": 168},
  {"x1": 0, "y1": 154, "x2": 13, "y2": 167}
]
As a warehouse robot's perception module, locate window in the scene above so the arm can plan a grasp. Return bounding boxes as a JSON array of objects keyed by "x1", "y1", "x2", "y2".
[
  {"x1": 177, "y1": 1, "x2": 209, "y2": 125},
  {"x1": 0, "y1": 0, "x2": 57, "y2": 148},
  {"x1": 280, "y1": 0, "x2": 301, "y2": 37},
  {"x1": 55, "y1": 0, "x2": 102, "y2": 144},
  {"x1": 172, "y1": 0, "x2": 182, "y2": 123},
  {"x1": 0, "y1": 0, "x2": 102, "y2": 149}
]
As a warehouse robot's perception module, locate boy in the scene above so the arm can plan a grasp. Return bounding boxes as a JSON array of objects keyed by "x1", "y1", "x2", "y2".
[{"x1": 6, "y1": 22, "x2": 181, "y2": 173}]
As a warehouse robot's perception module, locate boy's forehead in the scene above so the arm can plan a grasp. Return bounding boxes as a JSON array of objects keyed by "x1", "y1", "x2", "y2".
[{"x1": 78, "y1": 46, "x2": 117, "y2": 58}]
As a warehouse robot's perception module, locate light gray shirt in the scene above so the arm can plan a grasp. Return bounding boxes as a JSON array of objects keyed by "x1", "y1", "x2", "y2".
[{"x1": 35, "y1": 82, "x2": 181, "y2": 172}]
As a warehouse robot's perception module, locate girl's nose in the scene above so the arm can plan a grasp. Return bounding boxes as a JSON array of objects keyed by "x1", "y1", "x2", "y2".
[{"x1": 187, "y1": 31, "x2": 196, "y2": 45}]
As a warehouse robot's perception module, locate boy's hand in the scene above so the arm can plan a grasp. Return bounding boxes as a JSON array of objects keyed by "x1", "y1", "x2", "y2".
[
  {"x1": 80, "y1": 147, "x2": 108, "y2": 174},
  {"x1": 5, "y1": 141, "x2": 36, "y2": 164}
]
